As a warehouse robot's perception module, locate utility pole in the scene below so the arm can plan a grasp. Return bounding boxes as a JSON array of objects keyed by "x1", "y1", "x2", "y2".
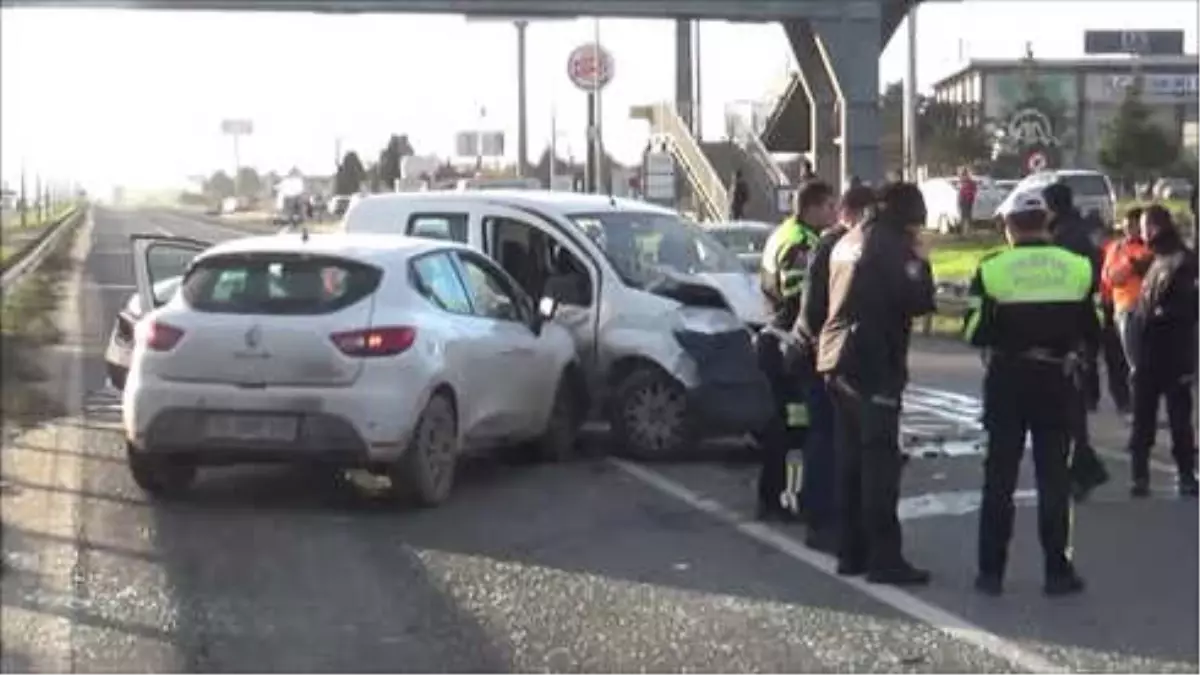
[
  {"x1": 592, "y1": 17, "x2": 607, "y2": 194},
  {"x1": 903, "y1": 6, "x2": 919, "y2": 181},
  {"x1": 549, "y1": 107, "x2": 558, "y2": 189},
  {"x1": 516, "y1": 19, "x2": 529, "y2": 178}
]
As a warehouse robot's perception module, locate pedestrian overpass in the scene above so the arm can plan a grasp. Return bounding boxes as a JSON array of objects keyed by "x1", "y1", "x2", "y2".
[{"x1": 6, "y1": 0, "x2": 928, "y2": 219}]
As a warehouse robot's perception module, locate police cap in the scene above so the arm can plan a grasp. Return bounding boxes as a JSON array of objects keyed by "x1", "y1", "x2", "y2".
[{"x1": 996, "y1": 188, "x2": 1049, "y2": 218}]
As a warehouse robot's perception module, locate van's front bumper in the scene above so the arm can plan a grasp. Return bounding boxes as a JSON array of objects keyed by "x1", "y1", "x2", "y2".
[{"x1": 675, "y1": 328, "x2": 773, "y2": 436}]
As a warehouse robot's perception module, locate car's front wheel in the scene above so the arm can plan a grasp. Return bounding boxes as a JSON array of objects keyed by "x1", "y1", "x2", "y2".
[
  {"x1": 391, "y1": 392, "x2": 459, "y2": 507},
  {"x1": 127, "y1": 444, "x2": 197, "y2": 498},
  {"x1": 610, "y1": 367, "x2": 693, "y2": 461}
]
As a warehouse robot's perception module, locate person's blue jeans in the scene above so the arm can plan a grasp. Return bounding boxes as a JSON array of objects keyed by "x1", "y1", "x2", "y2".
[{"x1": 801, "y1": 378, "x2": 837, "y2": 529}]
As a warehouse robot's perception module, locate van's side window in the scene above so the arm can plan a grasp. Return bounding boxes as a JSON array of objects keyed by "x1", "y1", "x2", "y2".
[
  {"x1": 484, "y1": 215, "x2": 594, "y2": 308},
  {"x1": 407, "y1": 213, "x2": 469, "y2": 243}
]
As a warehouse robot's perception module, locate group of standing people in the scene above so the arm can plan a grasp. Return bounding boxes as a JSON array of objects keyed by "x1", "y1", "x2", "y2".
[
  {"x1": 757, "y1": 179, "x2": 936, "y2": 585},
  {"x1": 1099, "y1": 202, "x2": 1199, "y2": 497},
  {"x1": 755, "y1": 174, "x2": 1197, "y2": 596}
]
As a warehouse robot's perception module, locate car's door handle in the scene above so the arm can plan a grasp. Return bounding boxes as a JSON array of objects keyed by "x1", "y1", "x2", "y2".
[{"x1": 499, "y1": 347, "x2": 534, "y2": 356}]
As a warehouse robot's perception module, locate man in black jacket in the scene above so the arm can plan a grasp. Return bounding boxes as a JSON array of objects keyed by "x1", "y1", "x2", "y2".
[
  {"x1": 1126, "y1": 205, "x2": 1199, "y2": 497},
  {"x1": 793, "y1": 184, "x2": 875, "y2": 552},
  {"x1": 818, "y1": 182, "x2": 936, "y2": 585},
  {"x1": 1044, "y1": 183, "x2": 1110, "y2": 500}
]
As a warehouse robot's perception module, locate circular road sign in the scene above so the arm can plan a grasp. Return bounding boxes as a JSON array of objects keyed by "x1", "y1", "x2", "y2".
[
  {"x1": 567, "y1": 43, "x2": 615, "y2": 92},
  {"x1": 1026, "y1": 151, "x2": 1048, "y2": 173}
]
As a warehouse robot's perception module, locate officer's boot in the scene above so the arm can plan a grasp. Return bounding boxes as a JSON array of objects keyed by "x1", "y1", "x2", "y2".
[
  {"x1": 1044, "y1": 562, "x2": 1086, "y2": 597},
  {"x1": 1130, "y1": 456, "x2": 1151, "y2": 498},
  {"x1": 1176, "y1": 448, "x2": 1198, "y2": 498}
]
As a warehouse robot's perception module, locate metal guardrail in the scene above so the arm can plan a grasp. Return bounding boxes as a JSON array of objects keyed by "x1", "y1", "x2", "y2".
[
  {"x1": 644, "y1": 102, "x2": 729, "y2": 222},
  {"x1": 919, "y1": 281, "x2": 970, "y2": 336},
  {"x1": 0, "y1": 204, "x2": 86, "y2": 290}
]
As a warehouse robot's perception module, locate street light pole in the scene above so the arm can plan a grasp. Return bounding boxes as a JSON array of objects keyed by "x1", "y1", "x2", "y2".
[
  {"x1": 592, "y1": 17, "x2": 606, "y2": 194},
  {"x1": 903, "y1": 5, "x2": 919, "y2": 181},
  {"x1": 516, "y1": 19, "x2": 529, "y2": 178}
]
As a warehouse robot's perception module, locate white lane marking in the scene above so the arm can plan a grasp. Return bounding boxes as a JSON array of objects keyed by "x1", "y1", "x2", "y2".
[
  {"x1": 909, "y1": 384, "x2": 1176, "y2": 474},
  {"x1": 611, "y1": 458, "x2": 1069, "y2": 674},
  {"x1": 898, "y1": 487, "x2": 1182, "y2": 522}
]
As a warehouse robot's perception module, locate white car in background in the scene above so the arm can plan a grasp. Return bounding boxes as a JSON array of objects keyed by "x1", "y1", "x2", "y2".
[
  {"x1": 121, "y1": 232, "x2": 582, "y2": 504},
  {"x1": 995, "y1": 169, "x2": 1117, "y2": 227}
]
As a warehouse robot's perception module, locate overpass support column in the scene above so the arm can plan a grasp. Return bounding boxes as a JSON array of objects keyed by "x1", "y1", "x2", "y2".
[
  {"x1": 812, "y1": 3, "x2": 884, "y2": 189},
  {"x1": 675, "y1": 18, "x2": 695, "y2": 133},
  {"x1": 783, "y1": 19, "x2": 837, "y2": 186}
]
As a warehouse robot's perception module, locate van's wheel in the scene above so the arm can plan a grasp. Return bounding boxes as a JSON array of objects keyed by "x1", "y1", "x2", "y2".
[
  {"x1": 127, "y1": 444, "x2": 197, "y2": 498},
  {"x1": 391, "y1": 392, "x2": 459, "y2": 507},
  {"x1": 610, "y1": 368, "x2": 693, "y2": 461}
]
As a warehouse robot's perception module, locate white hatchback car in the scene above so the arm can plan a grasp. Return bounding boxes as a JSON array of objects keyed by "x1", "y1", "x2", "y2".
[{"x1": 122, "y1": 232, "x2": 582, "y2": 505}]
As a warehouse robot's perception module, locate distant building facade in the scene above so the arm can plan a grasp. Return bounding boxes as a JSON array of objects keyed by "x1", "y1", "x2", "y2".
[{"x1": 931, "y1": 55, "x2": 1199, "y2": 171}]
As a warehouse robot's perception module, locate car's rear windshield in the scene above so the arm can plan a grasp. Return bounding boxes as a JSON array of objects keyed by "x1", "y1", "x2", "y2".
[
  {"x1": 181, "y1": 253, "x2": 382, "y2": 315},
  {"x1": 1060, "y1": 174, "x2": 1111, "y2": 197}
]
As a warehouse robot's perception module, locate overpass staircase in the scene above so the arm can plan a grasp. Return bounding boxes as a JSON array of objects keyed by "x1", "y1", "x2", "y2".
[{"x1": 634, "y1": 102, "x2": 790, "y2": 223}]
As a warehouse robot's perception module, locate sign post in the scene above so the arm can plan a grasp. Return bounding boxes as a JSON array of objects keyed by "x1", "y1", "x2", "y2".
[
  {"x1": 567, "y1": 38, "x2": 614, "y2": 194},
  {"x1": 220, "y1": 119, "x2": 253, "y2": 199}
]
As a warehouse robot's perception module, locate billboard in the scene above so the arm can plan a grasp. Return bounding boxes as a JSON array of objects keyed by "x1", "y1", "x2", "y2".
[
  {"x1": 1084, "y1": 30, "x2": 1184, "y2": 56},
  {"x1": 220, "y1": 119, "x2": 254, "y2": 135},
  {"x1": 455, "y1": 131, "x2": 505, "y2": 158}
]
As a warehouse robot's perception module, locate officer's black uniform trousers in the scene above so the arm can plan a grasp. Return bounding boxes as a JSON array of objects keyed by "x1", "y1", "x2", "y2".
[
  {"x1": 1129, "y1": 364, "x2": 1197, "y2": 480},
  {"x1": 830, "y1": 378, "x2": 906, "y2": 571},
  {"x1": 1099, "y1": 304, "x2": 1131, "y2": 410},
  {"x1": 979, "y1": 357, "x2": 1074, "y2": 579}
]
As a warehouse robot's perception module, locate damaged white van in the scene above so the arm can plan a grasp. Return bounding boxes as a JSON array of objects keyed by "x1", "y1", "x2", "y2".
[{"x1": 340, "y1": 190, "x2": 774, "y2": 459}]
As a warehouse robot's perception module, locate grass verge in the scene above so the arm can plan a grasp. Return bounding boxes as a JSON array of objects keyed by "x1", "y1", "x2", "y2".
[
  {"x1": 928, "y1": 230, "x2": 1004, "y2": 283},
  {"x1": 0, "y1": 222, "x2": 78, "y2": 430},
  {"x1": 0, "y1": 205, "x2": 77, "y2": 265}
]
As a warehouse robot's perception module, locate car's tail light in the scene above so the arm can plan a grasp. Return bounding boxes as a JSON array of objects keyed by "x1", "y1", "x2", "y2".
[
  {"x1": 330, "y1": 326, "x2": 416, "y2": 357},
  {"x1": 136, "y1": 320, "x2": 185, "y2": 351}
]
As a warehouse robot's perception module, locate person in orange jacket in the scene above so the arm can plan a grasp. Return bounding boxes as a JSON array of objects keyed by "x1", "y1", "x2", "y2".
[{"x1": 1102, "y1": 206, "x2": 1155, "y2": 365}]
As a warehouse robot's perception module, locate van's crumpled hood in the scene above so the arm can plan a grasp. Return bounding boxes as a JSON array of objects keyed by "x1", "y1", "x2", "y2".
[{"x1": 643, "y1": 270, "x2": 768, "y2": 326}]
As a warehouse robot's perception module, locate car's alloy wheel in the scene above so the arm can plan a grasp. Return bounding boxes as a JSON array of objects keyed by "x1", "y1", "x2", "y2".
[
  {"x1": 612, "y1": 369, "x2": 691, "y2": 461},
  {"x1": 392, "y1": 393, "x2": 458, "y2": 507}
]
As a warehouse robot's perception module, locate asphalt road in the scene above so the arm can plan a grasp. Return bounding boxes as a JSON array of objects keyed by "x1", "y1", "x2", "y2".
[{"x1": 2, "y1": 206, "x2": 1196, "y2": 673}]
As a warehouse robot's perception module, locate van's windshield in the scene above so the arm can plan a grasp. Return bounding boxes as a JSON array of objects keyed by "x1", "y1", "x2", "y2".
[{"x1": 566, "y1": 211, "x2": 743, "y2": 288}]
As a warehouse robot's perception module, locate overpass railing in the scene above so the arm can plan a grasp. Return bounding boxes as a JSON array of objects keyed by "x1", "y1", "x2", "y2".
[
  {"x1": 726, "y1": 110, "x2": 790, "y2": 189},
  {"x1": 637, "y1": 102, "x2": 728, "y2": 222}
]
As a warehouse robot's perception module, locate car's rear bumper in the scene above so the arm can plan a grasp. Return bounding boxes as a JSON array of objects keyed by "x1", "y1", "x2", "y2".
[
  {"x1": 134, "y1": 407, "x2": 376, "y2": 467},
  {"x1": 124, "y1": 377, "x2": 427, "y2": 465}
]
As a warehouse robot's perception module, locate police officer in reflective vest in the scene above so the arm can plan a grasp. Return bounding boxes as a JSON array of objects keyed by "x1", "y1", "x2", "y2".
[
  {"x1": 754, "y1": 180, "x2": 835, "y2": 521},
  {"x1": 963, "y1": 190, "x2": 1098, "y2": 597}
]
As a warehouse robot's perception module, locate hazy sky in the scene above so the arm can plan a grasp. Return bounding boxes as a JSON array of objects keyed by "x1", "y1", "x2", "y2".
[{"x1": 1, "y1": 1, "x2": 1196, "y2": 194}]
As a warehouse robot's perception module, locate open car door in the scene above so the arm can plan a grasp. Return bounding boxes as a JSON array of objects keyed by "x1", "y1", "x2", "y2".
[{"x1": 130, "y1": 235, "x2": 211, "y2": 317}]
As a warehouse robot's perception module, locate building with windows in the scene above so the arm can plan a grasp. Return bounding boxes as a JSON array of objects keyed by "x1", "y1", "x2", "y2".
[{"x1": 931, "y1": 54, "x2": 1199, "y2": 170}]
